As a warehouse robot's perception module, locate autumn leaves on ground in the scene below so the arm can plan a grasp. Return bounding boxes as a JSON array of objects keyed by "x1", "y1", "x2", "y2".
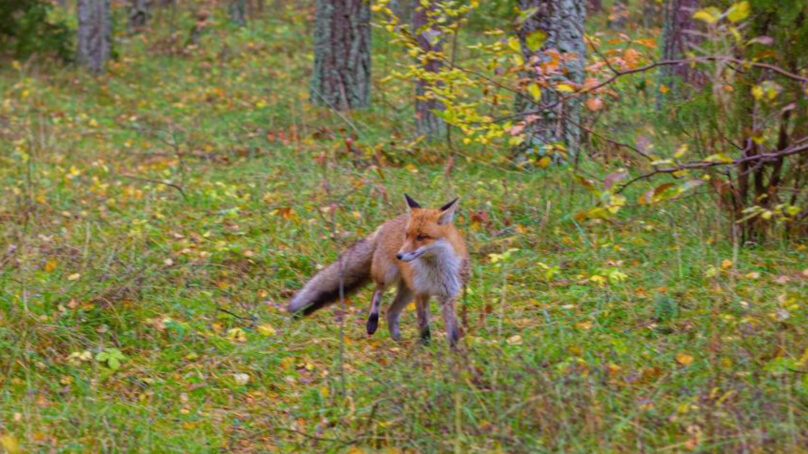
[{"x1": 1, "y1": 3, "x2": 808, "y2": 454}]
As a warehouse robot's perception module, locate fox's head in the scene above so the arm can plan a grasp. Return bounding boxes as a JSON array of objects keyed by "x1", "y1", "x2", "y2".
[{"x1": 396, "y1": 194, "x2": 459, "y2": 262}]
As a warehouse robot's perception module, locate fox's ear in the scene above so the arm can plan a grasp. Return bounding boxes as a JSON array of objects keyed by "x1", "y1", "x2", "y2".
[
  {"x1": 437, "y1": 197, "x2": 459, "y2": 225},
  {"x1": 404, "y1": 193, "x2": 422, "y2": 210}
]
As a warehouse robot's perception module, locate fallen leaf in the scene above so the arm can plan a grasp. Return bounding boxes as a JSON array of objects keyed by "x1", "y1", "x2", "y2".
[
  {"x1": 257, "y1": 324, "x2": 276, "y2": 336},
  {"x1": 675, "y1": 352, "x2": 694, "y2": 366}
]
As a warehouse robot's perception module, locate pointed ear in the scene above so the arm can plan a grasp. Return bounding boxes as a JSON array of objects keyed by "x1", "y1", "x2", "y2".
[
  {"x1": 437, "y1": 197, "x2": 459, "y2": 225},
  {"x1": 404, "y1": 193, "x2": 422, "y2": 210}
]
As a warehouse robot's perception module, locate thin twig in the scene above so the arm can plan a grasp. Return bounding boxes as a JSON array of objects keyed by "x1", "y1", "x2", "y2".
[
  {"x1": 117, "y1": 173, "x2": 188, "y2": 200},
  {"x1": 617, "y1": 139, "x2": 808, "y2": 193}
]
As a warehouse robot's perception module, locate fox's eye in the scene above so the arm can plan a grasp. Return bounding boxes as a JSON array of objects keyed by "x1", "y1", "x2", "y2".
[{"x1": 416, "y1": 233, "x2": 428, "y2": 241}]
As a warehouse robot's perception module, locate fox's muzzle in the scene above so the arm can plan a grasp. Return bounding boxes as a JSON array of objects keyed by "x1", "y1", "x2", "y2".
[{"x1": 396, "y1": 250, "x2": 424, "y2": 262}]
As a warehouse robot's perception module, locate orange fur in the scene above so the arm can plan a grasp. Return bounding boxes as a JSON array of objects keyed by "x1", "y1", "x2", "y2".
[{"x1": 288, "y1": 195, "x2": 469, "y2": 347}]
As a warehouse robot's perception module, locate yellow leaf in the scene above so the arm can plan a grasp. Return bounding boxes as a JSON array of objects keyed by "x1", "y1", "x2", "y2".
[
  {"x1": 227, "y1": 328, "x2": 247, "y2": 343},
  {"x1": 721, "y1": 259, "x2": 733, "y2": 269},
  {"x1": 659, "y1": 84, "x2": 669, "y2": 94},
  {"x1": 537, "y1": 156, "x2": 551, "y2": 168},
  {"x1": 257, "y1": 324, "x2": 276, "y2": 336},
  {"x1": 67, "y1": 273, "x2": 80, "y2": 281},
  {"x1": 507, "y1": 37, "x2": 521, "y2": 53},
  {"x1": 675, "y1": 353, "x2": 694, "y2": 366},
  {"x1": 527, "y1": 83, "x2": 541, "y2": 102},
  {"x1": 751, "y1": 85, "x2": 764, "y2": 100},
  {"x1": 44, "y1": 259, "x2": 57, "y2": 273},
  {"x1": 0, "y1": 434, "x2": 21, "y2": 454},
  {"x1": 575, "y1": 321, "x2": 593, "y2": 331},
  {"x1": 590, "y1": 275, "x2": 607, "y2": 285},
  {"x1": 693, "y1": 8, "x2": 720, "y2": 24},
  {"x1": 727, "y1": 1, "x2": 750, "y2": 23},
  {"x1": 556, "y1": 83, "x2": 575, "y2": 93},
  {"x1": 704, "y1": 154, "x2": 734, "y2": 164}
]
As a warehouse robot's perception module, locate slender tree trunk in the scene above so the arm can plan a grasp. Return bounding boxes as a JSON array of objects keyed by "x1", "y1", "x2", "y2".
[
  {"x1": 656, "y1": 0, "x2": 701, "y2": 106},
  {"x1": 413, "y1": 0, "x2": 446, "y2": 140},
  {"x1": 515, "y1": 0, "x2": 586, "y2": 163},
  {"x1": 77, "y1": 0, "x2": 111, "y2": 73},
  {"x1": 129, "y1": 0, "x2": 151, "y2": 32},
  {"x1": 608, "y1": 1, "x2": 627, "y2": 30},
  {"x1": 230, "y1": 0, "x2": 247, "y2": 27},
  {"x1": 391, "y1": 0, "x2": 413, "y2": 23},
  {"x1": 310, "y1": 0, "x2": 371, "y2": 110}
]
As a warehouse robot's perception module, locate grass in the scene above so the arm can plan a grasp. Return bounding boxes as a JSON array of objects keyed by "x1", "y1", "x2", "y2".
[{"x1": 1, "y1": 5, "x2": 807, "y2": 453}]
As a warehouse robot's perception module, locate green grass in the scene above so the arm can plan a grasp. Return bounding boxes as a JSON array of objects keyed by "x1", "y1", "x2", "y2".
[{"x1": 1, "y1": 6, "x2": 807, "y2": 453}]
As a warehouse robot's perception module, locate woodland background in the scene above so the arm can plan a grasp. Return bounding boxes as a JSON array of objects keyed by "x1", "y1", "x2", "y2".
[{"x1": 1, "y1": 0, "x2": 807, "y2": 452}]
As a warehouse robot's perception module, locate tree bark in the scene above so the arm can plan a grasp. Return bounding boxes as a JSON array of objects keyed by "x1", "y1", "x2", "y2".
[
  {"x1": 413, "y1": 0, "x2": 446, "y2": 140},
  {"x1": 230, "y1": 0, "x2": 247, "y2": 27},
  {"x1": 515, "y1": 0, "x2": 586, "y2": 163},
  {"x1": 310, "y1": 0, "x2": 371, "y2": 110},
  {"x1": 77, "y1": 0, "x2": 112, "y2": 74},
  {"x1": 391, "y1": 0, "x2": 413, "y2": 23},
  {"x1": 129, "y1": 0, "x2": 151, "y2": 32},
  {"x1": 657, "y1": 0, "x2": 701, "y2": 104}
]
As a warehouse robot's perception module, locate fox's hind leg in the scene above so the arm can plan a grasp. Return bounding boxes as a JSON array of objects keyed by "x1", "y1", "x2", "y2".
[
  {"x1": 386, "y1": 283, "x2": 413, "y2": 340},
  {"x1": 366, "y1": 284, "x2": 386, "y2": 335}
]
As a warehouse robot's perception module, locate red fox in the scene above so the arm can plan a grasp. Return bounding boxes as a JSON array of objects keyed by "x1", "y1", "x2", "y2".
[{"x1": 286, "y1": 195, "x2": 469, "y2": 347}]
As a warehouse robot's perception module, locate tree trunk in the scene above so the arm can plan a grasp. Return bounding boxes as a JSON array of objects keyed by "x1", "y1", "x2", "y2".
[
  {"x1": 515, "y1": 0, "x2": 586, "y2": 163},
  {"x1": 77, "y1": 0, "x2": 111, "y2": 73},
  {"x1": 391, "y1": 0, "x2": 413, "y2": 23},
  {"x1": 657, "y1": 0, "x2": 701, "y2": 105},
  {"x1": 310, "y1": 0, "x2": 371, "y2": 110},
  {"x1": 230, "y1": 0, "x2": 247, "y2": 27},
  {"x1": 607, "y1": 1, "x2": 627, "y2": 30},
  {"x1": 129, "y1": 0, "x2": 151, "y2": 32},
  {"x1": 413, "y1": 0, "x2": 446, "y2": 140}
]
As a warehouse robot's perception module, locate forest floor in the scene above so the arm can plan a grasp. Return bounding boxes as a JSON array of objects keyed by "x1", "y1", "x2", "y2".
[{"x1": 1, "y1": 8, "x2": 807, "y2": 453}]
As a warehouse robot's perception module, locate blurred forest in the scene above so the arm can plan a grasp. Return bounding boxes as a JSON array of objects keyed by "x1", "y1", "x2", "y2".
[{"x1": 1, "y1": 0, "x2": 807, "y2": 452}]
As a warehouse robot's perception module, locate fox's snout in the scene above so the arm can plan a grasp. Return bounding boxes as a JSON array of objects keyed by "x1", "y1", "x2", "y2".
[{"x1": 396, "y1": 248, "x2": 423, "y2": 262}]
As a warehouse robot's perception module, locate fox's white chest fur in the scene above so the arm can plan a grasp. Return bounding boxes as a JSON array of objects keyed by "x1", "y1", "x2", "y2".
[{"x1": 410, "y1": 240, "x2": 461, "y2": 299}]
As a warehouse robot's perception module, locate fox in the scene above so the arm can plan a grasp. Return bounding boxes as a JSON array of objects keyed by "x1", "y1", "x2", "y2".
[{"x1": 286, "y1": 194, "x2": 469, "y2": 347}]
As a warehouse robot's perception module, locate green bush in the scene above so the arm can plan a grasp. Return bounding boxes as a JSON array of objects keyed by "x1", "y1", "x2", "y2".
[{"x1": 0, "y1": 0, "x2": 72, "y2": 60}]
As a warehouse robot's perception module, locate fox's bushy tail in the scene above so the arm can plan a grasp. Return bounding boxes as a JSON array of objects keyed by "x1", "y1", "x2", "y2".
[{"x1": 286, "y1": 237, "x2": 375, "y2": 316}]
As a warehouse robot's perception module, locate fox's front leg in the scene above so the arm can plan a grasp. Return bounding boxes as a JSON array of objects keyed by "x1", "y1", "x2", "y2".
[
  {"x1": 415, "y1": 294, "x2": 431, "y2": 344},
  {"x1": 385, "y1": 283, "x2": 413, "y2": 340},
  {"x1": 440, "y1": 296, "x2": 460, "y2": 348}
]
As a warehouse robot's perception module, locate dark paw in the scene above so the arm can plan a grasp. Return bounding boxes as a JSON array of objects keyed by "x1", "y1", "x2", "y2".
[
  {"x1": 448, "y1": 328, "x2": 460, "y2": 349},
  {"x1": 420, "y1": 328, "x2": 431, "y2": 345},
  {"x1": 366, "y1": 313, "x2": 379, "y2": 335}
]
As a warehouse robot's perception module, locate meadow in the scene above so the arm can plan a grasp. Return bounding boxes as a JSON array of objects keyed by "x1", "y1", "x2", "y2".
[{"x1": 1, "y1": 4, "x2": 807, "y2": 453}]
